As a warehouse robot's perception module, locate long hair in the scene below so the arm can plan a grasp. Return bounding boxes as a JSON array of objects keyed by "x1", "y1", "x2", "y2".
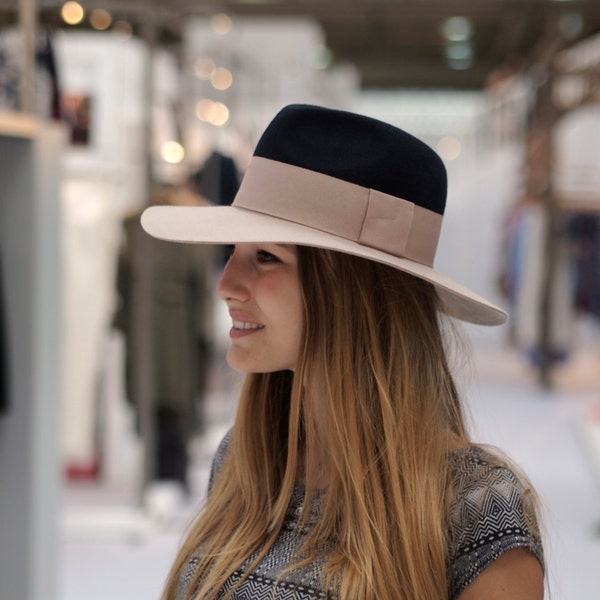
[{"x1": 162, "y1": 246, "x2": 470, "y2": 600}]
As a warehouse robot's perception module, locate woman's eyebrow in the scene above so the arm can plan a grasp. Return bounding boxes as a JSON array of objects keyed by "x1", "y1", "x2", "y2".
[{"x1": 272, "y1": 243, "x2": 296, "y2": 252}]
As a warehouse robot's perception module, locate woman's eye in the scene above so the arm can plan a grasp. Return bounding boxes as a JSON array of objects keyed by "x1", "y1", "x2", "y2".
[{"x1": 256, "y1": 250, "x2": 280, "y2": 263}]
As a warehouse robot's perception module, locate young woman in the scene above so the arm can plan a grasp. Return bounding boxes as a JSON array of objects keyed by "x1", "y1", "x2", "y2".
[{"x1": 142, "y1": 104, "x2": 545, "y2": 600}]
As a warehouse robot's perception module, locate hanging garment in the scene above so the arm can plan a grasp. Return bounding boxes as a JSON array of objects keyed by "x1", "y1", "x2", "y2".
[
  {"x1": 511, "y1": 204, "x2": 574, "y2": 364},
  {"x1": 192, "y1": 151, "x2": 241, "y2": 267},
  {"x1": 566, "y1": 213, "x2": 600, "y2": 321},
  {"x1": 61, "y1": 182, "x2": 121, "y2": 478},
  {"x1": 113, "y1": 209, "x2": 214, "y2": 485},
  {"x1": 192, "y1": 150, "x2": 240, "y2": 207}
]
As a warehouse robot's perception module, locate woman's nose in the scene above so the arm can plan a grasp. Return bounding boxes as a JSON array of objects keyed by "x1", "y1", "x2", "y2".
[{"x1": 216, "y1": 252, "x2": 250, "y2": 302}]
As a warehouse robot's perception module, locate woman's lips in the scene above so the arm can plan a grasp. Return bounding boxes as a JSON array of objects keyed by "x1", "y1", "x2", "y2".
[
  {"x1": 232, "y1": 319, "x2": 263, "y2": 331},
  {"x1": 229, "y1": 311, "x2": 264, "y2": 338}
]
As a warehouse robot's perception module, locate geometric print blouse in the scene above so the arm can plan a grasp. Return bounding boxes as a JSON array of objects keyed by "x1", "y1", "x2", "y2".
[{"x1": 178, "y1": 434, "x2": 544, "y2": 600}]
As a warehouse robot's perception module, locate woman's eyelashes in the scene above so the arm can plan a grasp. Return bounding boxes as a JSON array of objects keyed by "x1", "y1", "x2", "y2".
[
  {"x1": 256, "y1": 249, "x2": 280, "y2": 263},
  {"x1": 223, "y1": 245, "x2": 283, "y2": 265}
]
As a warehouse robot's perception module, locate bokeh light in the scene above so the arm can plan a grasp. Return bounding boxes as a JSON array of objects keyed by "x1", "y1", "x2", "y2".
[
  {"x1": 211, "y1": 13, "x2": 233, "y2": 35},
  {"x1": 437, "y1": 136, "x2": 462, "y2": 161},
  {"x1": 210, "y1": 67, "x2": 233, "y2": 90},
  {"x1": 90, "y1": 9, "x2": 112, "y2": 31},
  {"x1": 195, "y1": 100, "x2": 230, "y2": 126},
  {"x1": 194, "y1": 57, "x2": 216, "y2": 80},
  {"x1": 441, "y1": 16, "x2": 473, "y2": 42},
  {"x1": 160, "y1": 141, "x2": 185, "y2": 164},
  {"x1": 61, "y1": 1, "x2": 85, "y2": 25}
]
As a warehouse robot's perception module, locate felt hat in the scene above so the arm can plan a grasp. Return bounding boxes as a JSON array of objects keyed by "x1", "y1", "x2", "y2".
[{"x1": 142, "y1": 104, "x2": 507, "y2": 325}]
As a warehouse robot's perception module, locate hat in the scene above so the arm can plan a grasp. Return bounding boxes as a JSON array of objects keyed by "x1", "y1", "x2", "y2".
[{"x1": 142, "y1": 104, "x2": 507, "y2": 326}]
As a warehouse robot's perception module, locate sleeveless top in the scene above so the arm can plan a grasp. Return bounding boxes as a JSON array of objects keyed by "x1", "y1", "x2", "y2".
[{"x1": 178, "y1": 432, "x2": 544, "y2": 599}]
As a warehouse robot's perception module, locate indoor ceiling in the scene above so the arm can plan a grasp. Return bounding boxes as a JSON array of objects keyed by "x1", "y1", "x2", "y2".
[{"x1": 4, "y1": 0, "x2": 600, "y2": 90}]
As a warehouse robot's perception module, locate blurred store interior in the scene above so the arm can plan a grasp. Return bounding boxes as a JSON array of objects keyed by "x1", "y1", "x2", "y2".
[{"x1": 1, "y1": 1, "x2": 600, "y2": 599}]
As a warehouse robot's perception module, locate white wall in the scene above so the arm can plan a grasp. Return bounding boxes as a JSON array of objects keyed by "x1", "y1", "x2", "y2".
[{"x1": 354, "y1": 91, "x2": 517, "y2": 344}]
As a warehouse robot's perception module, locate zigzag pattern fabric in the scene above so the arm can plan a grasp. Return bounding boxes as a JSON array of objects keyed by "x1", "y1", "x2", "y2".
[
  {"x1": 447, "y1": 447, "x2": 544, "y2": 598},
  {"x1": 218, "y1": 571, "x2": 327, "y2": 600},
  {"x1": 178, "y1": 437, "x2": 543, "y2": 599}
]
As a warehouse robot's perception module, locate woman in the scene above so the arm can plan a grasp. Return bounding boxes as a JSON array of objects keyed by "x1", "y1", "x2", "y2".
[{"x1": 142, "y1": 104, "x2": 544, "y2": 600}]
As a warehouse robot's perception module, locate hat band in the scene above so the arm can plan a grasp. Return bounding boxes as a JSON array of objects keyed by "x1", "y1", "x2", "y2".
[{"x1": 233, "y1": 157, "x2": 442, "y2": 267}]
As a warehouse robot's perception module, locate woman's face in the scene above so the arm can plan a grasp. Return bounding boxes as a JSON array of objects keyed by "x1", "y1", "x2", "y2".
[{"x1": 216, "y1": 243, "x2": 304, "y2": 373}]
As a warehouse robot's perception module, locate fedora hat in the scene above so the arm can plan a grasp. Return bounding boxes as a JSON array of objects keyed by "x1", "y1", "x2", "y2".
[{"x1": 142, "y1": 104, "x2": 507, "y2": 326}]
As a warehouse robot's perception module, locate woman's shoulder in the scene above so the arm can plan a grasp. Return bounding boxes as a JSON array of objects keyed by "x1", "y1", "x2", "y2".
[
  {"x1": 446, "y1": 445, "x2": 544, "y2": 598},
  {"x1": 448, "y1": 445, "x2": 527, "y2": 498},
  {"x1": 208, "y1": 429, "x2": 233, "y2": 490},
  {"x1": 447, "y1": 444, "x2": 540, "y2": 535},
  {"x1": 214, "y1": 428, "x2": 233, "y2": 460}
]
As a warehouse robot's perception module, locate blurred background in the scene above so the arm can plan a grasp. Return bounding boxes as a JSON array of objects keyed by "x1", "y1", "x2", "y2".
[{"x1": 1, "y1": 1, "x2": 600, "y2": 598}]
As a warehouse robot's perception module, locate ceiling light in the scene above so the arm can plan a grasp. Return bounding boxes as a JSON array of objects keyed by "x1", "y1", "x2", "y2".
[
  {"x1": 90, "y1": 9, "x2": 112, "y2": 31},
  {"x1": 211, "y1": 104, "x2": 230, "y2": 126},
  {"x1": 195, "y1": 100, "x2": 230, "y2": 127},
  {"x1": 112, "y1": 20, "x2": 133, "y2": 40},
  {"x1": 445, "y1": 41, "x2": 474, "y2": 70},
  {"x1": 441, "y1": 16, "x2": 473, "y2": 42},
  {"x1": 161, "y1": 141, "x2": 185, "y2": 164},
  {"x1": 61, "y1": 1, "x2": 85, "y2": 25},
  {"x1": 195, "y1": 57, "x2": 216, "y2": 80},
  {"x1": 210, "y1": 67, "x2": 233, "y2": 90},
  {"x1": 446, "y1": 42, "x2": 473, "y2": 61},
  {"x1": 211, "y1": 13, "x2": 233, "y2": 35},
  {"x1": 437, "y1": 136, "x2": 462, "y2": 161}
]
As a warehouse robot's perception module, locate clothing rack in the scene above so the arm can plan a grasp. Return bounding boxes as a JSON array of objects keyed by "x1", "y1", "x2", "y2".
[{"x1": 519, "y1": 34, "x2": 600, "y2": 387}]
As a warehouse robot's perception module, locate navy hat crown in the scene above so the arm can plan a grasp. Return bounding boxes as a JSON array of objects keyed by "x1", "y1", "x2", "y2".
[{"x1": 254, "y1": 104, "x2": 447, "y2": 216}]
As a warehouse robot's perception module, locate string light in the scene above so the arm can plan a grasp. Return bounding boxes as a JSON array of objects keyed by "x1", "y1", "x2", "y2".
[
  {"x1": 194, "y1": 57, "x2": 216, "y2": 80},
  {"x1": 437, "y1": 136, "x2": 462, "y2": 161},
  {"x1": 61, "y1": 1, "x2": 85, "y2": 25},
  {"x1": 211, "y1": 13, "x2": 233, "y2": 35},
  {"x1": 445, "y1": 41, "x2": 474, "y2": 69},
  {"x1": 210, "y1": 67, "x2": 233, "y2": 90},
  {"x1": 195, "y1": 100, "x2": 230, "y2": 126},
  {"x1": 112, "y1": 20, "x2": 133, "y2": 41},
  {"x1": 440, "y1": 16, "x2": 473, "y2": 42},
  {"x1": 161, "y1": 141, "x2": 185, "y2": 164},
  {"x1": 90, "y1": 9, "x2": 112, "y2": 31}
]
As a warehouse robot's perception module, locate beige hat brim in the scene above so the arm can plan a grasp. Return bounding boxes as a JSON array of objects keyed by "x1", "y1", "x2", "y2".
[{"x1": 141, "y1": 205, "x2": 508, "y2": 326}]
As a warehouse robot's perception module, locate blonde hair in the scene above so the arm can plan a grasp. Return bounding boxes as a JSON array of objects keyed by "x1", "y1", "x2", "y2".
[{"x1": 163, "y1": 247, "x2": 470, "y2": 600}]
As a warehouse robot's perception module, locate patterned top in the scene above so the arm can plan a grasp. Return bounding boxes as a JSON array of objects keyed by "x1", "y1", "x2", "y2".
[{"x1": 178, "y1": 432, "x2": 544, "y2": 599}]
